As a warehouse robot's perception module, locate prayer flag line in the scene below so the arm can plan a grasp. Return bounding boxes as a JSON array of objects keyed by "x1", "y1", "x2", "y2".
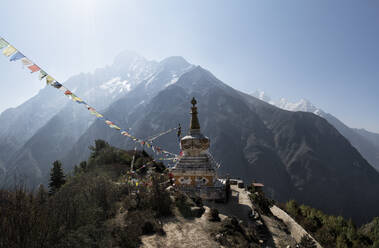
[{"x1": 0, "y1": 36, "x2": 178, "y2": 159}]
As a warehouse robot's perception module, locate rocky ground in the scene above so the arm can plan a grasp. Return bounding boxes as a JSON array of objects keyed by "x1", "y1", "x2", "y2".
[{"x1": 140, "y1": 185, "x2": 322, "y2": 248}]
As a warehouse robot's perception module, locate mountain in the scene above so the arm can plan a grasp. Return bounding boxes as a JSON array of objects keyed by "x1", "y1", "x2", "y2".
[
  {"x1": 355, "y1": 128, "x2": 379, "y2": 151},
  {"x1": 2, "y1": 55, "x2": 379, "y2": 224},
  {"x1": 2, "y1": 53, "x2": 193, "y2": 186},
  {"x1": 60, "y1": 66, "x2": 379, "y2": 224},
  {"x1": 252, "y1": 92, "x2": 379, "y2": 172}
]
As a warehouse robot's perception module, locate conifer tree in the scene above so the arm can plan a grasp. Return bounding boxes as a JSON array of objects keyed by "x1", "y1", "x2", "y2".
[
  {"x1": 48, "y1": 160, "x2": 66, "y2": 195},
  {"x1": 299, "y1": 234, "x2": 317, "y2": 248}
]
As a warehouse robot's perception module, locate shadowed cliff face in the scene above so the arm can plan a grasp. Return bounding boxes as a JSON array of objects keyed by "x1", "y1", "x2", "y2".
[{"x1": 3, "y1": 60, "x2": 379, "y2": 224}]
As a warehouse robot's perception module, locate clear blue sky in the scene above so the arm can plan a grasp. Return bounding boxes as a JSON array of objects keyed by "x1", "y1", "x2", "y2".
[{"x1": 0, "y1": 0, "x2": 378, "y2": 132}]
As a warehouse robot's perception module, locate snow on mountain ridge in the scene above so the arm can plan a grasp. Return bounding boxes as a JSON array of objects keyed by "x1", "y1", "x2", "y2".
[
  {"x1": 99, "y1": 77, "x2": 131, "y2": 95},
  {"x1": 252, "y1": 90, "x2": 325, "y2": 116}
]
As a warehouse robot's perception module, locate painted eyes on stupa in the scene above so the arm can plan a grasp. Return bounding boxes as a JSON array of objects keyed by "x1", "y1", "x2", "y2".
[
  {"x1": 195, "y1": 177, "x2": 209, "y2": 185},
  {"x1": 179, "y1": 177, "x2": 192, "y2": 184}
]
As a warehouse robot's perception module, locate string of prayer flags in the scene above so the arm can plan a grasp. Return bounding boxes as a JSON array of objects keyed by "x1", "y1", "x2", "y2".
[
  {"x1": 2, "y1": 45, "x2": 17, "y2": 57},
  {"x1": 0, "y1": 38, "x2": 8, "y2": 49},
  {"x1": 27, "y1": 64, "x2": 40, "y2": 73},
  {"x1": 0, "y1": 37, "x2": 179, "y2": 161},
  {"x1": 10, "y1": 51, "x2": 25, "y2": 61}
]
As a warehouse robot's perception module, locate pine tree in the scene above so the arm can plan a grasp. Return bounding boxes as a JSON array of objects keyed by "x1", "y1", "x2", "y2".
[
  {"x1": 299, "y1": 234, "x2": 317, "y2": 248},
  {"x1": 48, "y1": 160, "x2": 66, "y2": 195}
]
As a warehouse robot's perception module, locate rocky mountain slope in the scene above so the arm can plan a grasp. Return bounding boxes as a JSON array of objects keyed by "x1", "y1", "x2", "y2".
[
  {"x1": 252, "y1": 92, "x2": 379, "y2": 172},
  {"x1": 1, "y1": 54, "x2": 379, "y2": 224}
]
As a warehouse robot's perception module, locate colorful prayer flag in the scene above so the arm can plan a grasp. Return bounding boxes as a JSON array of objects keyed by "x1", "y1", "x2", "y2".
[
  {"x1": 27, "y1": 64, "x2": 40, "y2": 73},
  {"x1": 46, "y1": 75, "x2": 55, "y2": 85},
  {"x1": 90, "y1": 111, "x2": 103, "y2": 118},
  {"x1": 2, "y1": 45, "x2": 17, "y2": 57},
  {"x1": 10, "y1": 51, "x2": 25, "y2": 61},
  {"x1": 87, "y1": 106, "x2": 95, "y2": 112},
  {"x1": 0, "y1": 38, "x2": 9, "y2": 49},
  {"x1": 21, "y1": 58, "x2": 32, "y2": 66},
  {"x1": 109, "y1": 124, "x2": 121, "y2": 130},
  {"x1": 72, "y1": 95, "x2": 84, "y2": 103},
  {"x1": 39, "y1": 70, "x2": 47, "y2": 80},
  {"x1": 51, "y1": 81, "x2": 62, "y2": 89},
  {"x1": 64, "y1": 90, "x2": 72, "y2": 95},
  {"x1": 58, "y1": 86, "x2": 67, "y2": 93}
]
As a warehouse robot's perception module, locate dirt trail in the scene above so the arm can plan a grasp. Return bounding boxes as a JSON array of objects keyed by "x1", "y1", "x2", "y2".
[
  {"x1": 141, "y1": 208, "x2": 221, "y2": 248},
  {"x1": 270, "y1": 205, "x2": 323, "y2": 248}
]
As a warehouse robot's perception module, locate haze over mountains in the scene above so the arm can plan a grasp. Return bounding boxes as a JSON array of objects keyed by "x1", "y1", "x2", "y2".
[
  {"x1": 1, "y1": 52, "x2": 379, "y2": 224},
  {"x1": 252, "y1": 91, "x2": 379, "y2": 172}
]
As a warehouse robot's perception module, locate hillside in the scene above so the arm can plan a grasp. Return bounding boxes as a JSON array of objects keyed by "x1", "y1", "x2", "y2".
[{"x1": 0, "y1": 141, "x2": 322, "y2": 248}]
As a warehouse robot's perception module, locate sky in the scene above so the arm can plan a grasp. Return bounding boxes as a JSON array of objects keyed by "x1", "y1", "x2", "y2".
[{"x1": 0, "y1": 0, "x2": 378, "y2": 132}]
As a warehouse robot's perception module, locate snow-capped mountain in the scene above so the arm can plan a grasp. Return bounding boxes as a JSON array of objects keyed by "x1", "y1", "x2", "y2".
[
  {"x1": 0, "y1": 52, "x2": 193, "y2": 185},
  {"x1": 252, "y1": 91, "x2": 325, "y2": 116},
  {"x1": 276, "y1": 98, "x2": 325, "y2": 116},
  {"x1": 252, "y1": 90, "x2": 379, "y2": 172}
]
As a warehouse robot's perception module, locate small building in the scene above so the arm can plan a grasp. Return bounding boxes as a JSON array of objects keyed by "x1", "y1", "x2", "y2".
[
  {"x1": 252, "y1": 183, "x2": 264, "y2": 193},
  {"x1": 170, "y1": 98, "x2": 226, "y2": 201}
]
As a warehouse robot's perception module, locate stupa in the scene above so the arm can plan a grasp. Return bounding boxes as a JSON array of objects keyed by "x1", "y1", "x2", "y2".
[{"x1": 171, "y1": 97, "x2": 226, "y2": 200}]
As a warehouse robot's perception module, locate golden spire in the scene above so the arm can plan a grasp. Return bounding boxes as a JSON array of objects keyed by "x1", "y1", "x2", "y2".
[{"x1": 190, "y1": 97, "x2": 200, "y2": 132}]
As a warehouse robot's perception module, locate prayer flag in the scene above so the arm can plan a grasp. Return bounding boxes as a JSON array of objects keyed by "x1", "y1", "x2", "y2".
[
  {"x1": 46, "y1": 75, "x2": 55, "y2": 85},
  {"x1": 2, "y1": 45, "x2": 17, "y2": 57},
  {"x1": 90, "y1": 111, "x2": 103, "y2": 118},
  {"x1": 64, "y1": 90, "x2": 72, "y2": 95},
  {"x1": 10, "y1": 52, "x2": 25, "y2": 61},
  {"x1": 58, "y1": 86, "x2": 67, "y2": 93},
  {"x1": 72, "y1": 95, "x2": 84, "y2": 103},
  {"x1": 28, "y1": 64, "x2": 40, "y2": 73},
  {"x1": 39, "y1": 70, "x2": 47, "y2": 80},
  {"x1": 51, "y1": 81, "x2": 62, "y2": 89},
  {"x1": 105, "y1": 120, "x2": 113, "y2": 125},
  {"x1": 87, "y1": 105, "x2": 95, "y2": 111},
  {"x1": 0, "y1": 38, "x2": 9, "y2": 49},
  {"x1": 21, "y1": 58, "x2": 32, "y2": 66},
  {"x1": 109, "y1": 124, "x2": 121, "y2": 130}
]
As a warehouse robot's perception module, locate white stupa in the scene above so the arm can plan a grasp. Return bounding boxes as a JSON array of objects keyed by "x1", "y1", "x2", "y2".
[{"x1": 171, "y1": 97, "x2": 226, "y2": 200}]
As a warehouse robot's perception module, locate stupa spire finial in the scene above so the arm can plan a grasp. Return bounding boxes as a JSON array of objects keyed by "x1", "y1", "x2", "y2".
[{"x1": 190, "y1": 97, "x2": 200, "y2": 132}]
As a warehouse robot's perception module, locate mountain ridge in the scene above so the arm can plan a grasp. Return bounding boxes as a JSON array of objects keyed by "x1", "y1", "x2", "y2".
[
  {"x1": 1, "y1": 54, "x2": 379, "y2": 224},
  {"x1": 252, "y1": 91, "x2": 379, "y2": 172}
]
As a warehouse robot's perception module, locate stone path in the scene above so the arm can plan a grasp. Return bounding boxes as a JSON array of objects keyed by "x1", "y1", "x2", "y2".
[{"x1": 270, "y1": 205, "x2": 323, "y2": 248}]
